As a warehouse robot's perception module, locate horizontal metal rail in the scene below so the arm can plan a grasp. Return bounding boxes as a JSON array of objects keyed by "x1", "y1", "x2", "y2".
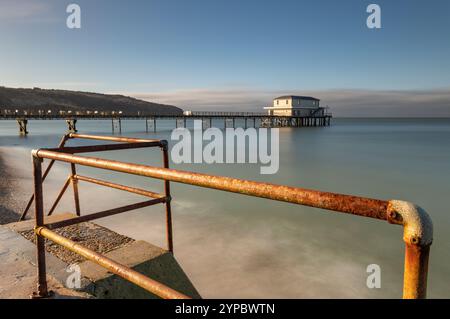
[
  {"x1": 47, "y1": 141, "x2": 163, "y2": 154},
  {"x1": 46, "y1": 197, "x2": 167, "y2": 229},
  {"x1": 74, "y1": 174, "x2": 165, "y2": 199},
  {"x1": 68, "y1": 133, "x2": 161, "y2": 143},
  {"x1": 35, "y1": 227, "x2": 189, "y2": 299},
  {"x1": 2, "y1": 114, "x2": 333, "y2": 120},
  {"x1": 35, "y1": 149, "x2": 387, "y2": 220},
  {"x1": 191, "y1": 111, "x2": 268, "y2": 116}
]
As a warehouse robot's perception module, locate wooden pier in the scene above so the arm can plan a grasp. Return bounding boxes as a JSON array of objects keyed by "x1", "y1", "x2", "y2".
[{"x1": 2, "y1": 112, "x2": 332, "y2": 135}]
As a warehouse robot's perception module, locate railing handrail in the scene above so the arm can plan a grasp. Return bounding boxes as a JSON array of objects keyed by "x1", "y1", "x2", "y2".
[
  {"x1": 191, "y1": 111, "x2": 268, "y2": 116},
  {"x1": 35, "y1": 149, "x2": 388, "y2": 220}
]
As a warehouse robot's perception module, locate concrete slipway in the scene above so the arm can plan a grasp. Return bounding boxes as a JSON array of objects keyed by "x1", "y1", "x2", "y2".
[{"x1": 0, "y1": 213, "x2": 200, "y2": 299}]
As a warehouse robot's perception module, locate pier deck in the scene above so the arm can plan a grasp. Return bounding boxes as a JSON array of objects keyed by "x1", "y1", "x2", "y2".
[{"x1": 1, "y1": 112, "x2": 332, "y2": 135}]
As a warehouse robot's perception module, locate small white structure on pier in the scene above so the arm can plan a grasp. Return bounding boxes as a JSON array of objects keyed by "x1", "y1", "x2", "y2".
[{"x1": 264, "y1": 95, "x2": 322, "y2": 116}]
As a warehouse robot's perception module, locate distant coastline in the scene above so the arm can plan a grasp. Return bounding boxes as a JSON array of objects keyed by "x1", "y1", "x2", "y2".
[{"x1": 0, "y1": 86, "x2": 183, "y2": 116}]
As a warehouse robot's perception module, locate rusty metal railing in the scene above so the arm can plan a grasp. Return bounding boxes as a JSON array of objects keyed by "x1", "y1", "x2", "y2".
[
  {"x1": 25, "y1": 133, "x2": 433, "y2": 299},
  {"x1": 25, "y1": 133, "x2": 182, "y2": 299}
]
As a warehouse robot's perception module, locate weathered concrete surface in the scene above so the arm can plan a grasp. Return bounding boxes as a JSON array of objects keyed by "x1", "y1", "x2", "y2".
[
  {"x1": 0, "y1": 225, "x2": 91, "y2": 299},
  {"x1": 79, "y1": 240, "x2": 201, "y2": 299},
  {"x1": 3, "y1": 214, "x2": 201, "y2": 299},
  {"x1": 13, "y1": 213, "x2": 134, "y2": 264}
]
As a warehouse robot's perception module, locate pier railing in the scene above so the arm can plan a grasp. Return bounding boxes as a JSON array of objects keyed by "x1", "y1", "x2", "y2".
[
  {"x1": 189, "y1": 111, "x2": 268, "y2": 116},
  {"x1": 25, "y1": 133, "x2": 432, "y2": 299}
]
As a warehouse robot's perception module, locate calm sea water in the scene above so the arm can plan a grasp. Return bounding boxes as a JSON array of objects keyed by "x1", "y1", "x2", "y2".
[{"x1": 0, "y1": 118, "x2": 449, "y2": 298}]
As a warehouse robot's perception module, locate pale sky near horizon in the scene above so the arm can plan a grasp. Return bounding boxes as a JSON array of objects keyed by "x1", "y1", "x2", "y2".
[{"x1": 1, "y1": 0, "x2": 450, "y2": 116}]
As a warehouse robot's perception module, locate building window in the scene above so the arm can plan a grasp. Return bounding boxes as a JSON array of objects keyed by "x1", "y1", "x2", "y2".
[
  {"x1": 286, "y1": 100, "x2": 288, "y2": 105},
  {"x1": 276, "y1": 100, "x2": 279, "y2": 105}
]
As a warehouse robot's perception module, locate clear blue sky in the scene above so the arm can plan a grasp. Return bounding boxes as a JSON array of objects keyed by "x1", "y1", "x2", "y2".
[{"x1": 1, "y1": 0, "x2": 450, "y2": 115}]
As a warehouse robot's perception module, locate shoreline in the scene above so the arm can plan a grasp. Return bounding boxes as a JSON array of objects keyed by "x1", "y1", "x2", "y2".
[{"x1": 0, "y1": 150, "x2": 22, "y2": 224}]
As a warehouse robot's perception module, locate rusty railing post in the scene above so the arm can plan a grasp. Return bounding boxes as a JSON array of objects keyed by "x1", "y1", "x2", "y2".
[
  {"x1": 161, "y1": 140, "x2": 174, "y2": 253},
  {"x1": 403, "y1": 243, "x2": 430, "y2": 299},
  {"x1": 387, "y1": 200, "x2": 433, "y2": 299},
  {"x1": 31, "y1": 152, "x2": 49, "y2": 298},
  {"x1": 70, "y1": 163, "x2": 81, "y2": 216}
]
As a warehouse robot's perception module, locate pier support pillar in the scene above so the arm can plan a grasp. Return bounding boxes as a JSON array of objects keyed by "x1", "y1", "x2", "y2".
[
  {"x1": 112, "y1": 117, "x2": 122, "y2": 134},
  {"x1": 66, "y1": 119, "x2": 77, "y2": 133},
  {"x1": 17, "y1": 118, "x2": 28, "y2": 135},
  {"x1": 176, "y1": 118, "x2": 185, "y2": 129},
  {"x1": 200, "y1": 117, "x2": 210, "y2": 130}
]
